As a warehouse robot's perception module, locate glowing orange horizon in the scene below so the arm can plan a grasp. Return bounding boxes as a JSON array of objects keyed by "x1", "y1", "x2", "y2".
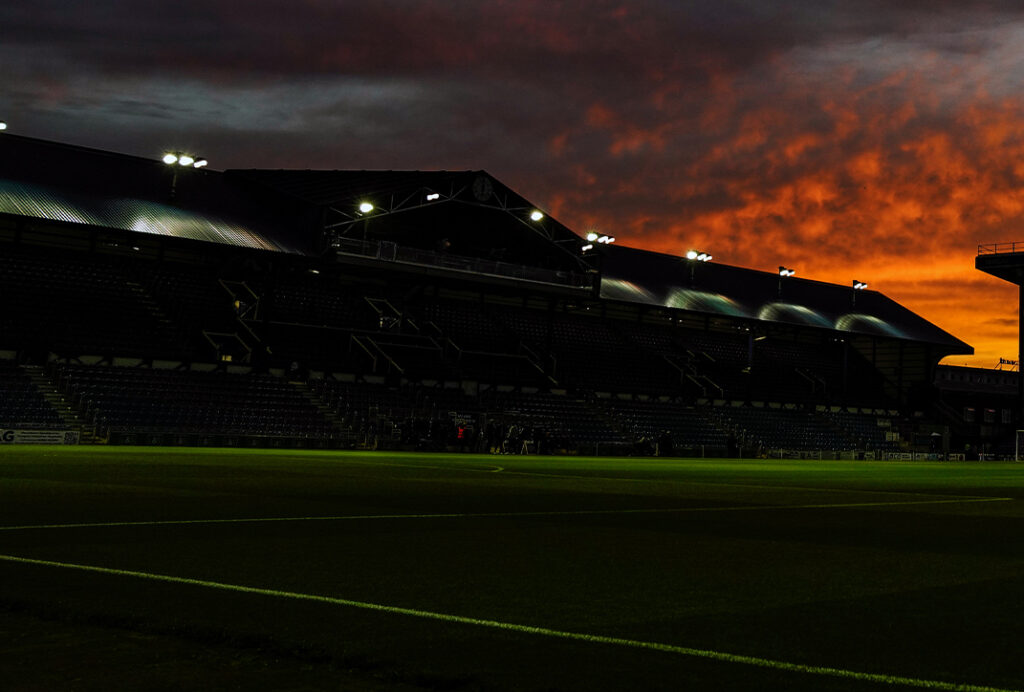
[{"x1": 544, "y1": 56, "x2": 1024, "y2": 371}]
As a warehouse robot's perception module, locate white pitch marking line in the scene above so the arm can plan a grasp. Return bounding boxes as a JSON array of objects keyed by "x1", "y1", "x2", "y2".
[
  {"x1": 0, "y1": 553, "x2": 1014, "y2": 692},
  {"x1": 485, "y1": 467, "x2": 1005, "y2": 498},
  {"x1": 0, "y1": 496, "x2": 1012, "y2": 532}
]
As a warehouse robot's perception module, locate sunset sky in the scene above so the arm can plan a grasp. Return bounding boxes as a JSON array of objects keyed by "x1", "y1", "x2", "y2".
[{"x1": 3, "y1": 1, "x2": 1024, "y2": 367}]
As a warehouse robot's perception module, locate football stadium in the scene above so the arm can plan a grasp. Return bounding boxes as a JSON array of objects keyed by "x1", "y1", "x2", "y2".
[{"x1": 3, "y1": 133, "x2": 1024, "y2": 690}]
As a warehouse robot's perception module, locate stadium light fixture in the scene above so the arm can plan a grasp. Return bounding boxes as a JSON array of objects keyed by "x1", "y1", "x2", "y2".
[
  {"x1": 358, "y1": 202, "x2": 374, "y2": 214},
  {"x1": 852, "y1": 279, "x2": 868, "y2": 307},
  {"x1": 581, "y1": 243, "x2": 594, "y2": 253},
  {"x1": 426, "y1": 193, "x2": 440, "y2": 201},
  {"x1": 0, "y1": 121, "x2": 8, "y2": 131},
  {"x1": 778, "y1": 266, "x2": 795, "y2": 298},
  {"x1": 163, "y1": 151, "x2": 208, "y2": 168},
  {"x1": 587, "y1": 232, "x2": 599, "y2": 242},
  {"x1": 530, "y1": 210, "x2": 544, "y2": 221},
  {"x1": 162, "y1": 151, "x2": 208, "y2": 203},
  {"x1": 685, "y1": 249, "x2": 712, "y2": 284}
]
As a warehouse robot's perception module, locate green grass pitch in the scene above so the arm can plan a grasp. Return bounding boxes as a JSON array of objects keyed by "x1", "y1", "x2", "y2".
[{"x1": 2, "y1": 446, "x2": 1024, "y2": 691}]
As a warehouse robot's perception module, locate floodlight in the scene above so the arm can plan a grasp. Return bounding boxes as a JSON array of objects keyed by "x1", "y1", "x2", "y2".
[
  {"x1": 697, "y1": 252, "x2": 710, "y2": 261},
  {"x1": 162, "y1": 153, "x2": 178, "y2": 165},
  {"x1": 853, "y1": 280, "x2": 868, "y2": 290},
  {"x1": 779, "y1": 266, "x2": 795, "y2": 277},
  {"x1": 686, "y1": 250, "x2": 698, "y2": 260},
  {"x1": 530, "y1": 210, "x2": 544, "y2": 221},
  {"x1": 581, "y1": 243, "x2": 594, "y2": 252},
  {"x1": 587, "y1": 232, "x2": 599, "y2": 242},
  {"x1": 426, "y1": 193, "x2": 440, "y2": 201},
  {"x1": 192, "y1": 158, "x2": 208, "y2": 168},
  {"x1": 0, "y1": 121, "x2": 7, "y2": 131},
  {"x1": 606, "y1": 236, "x2": 615, "y2": 243},
  {"x1": 178, "y1": 154, "x2": 194, "y2": 167},
  {"x1": 359, "y1": 202, "x2": 374, "y2": 214}
]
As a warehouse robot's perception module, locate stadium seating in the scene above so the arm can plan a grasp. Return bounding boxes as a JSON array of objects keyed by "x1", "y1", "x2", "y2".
[
  {"x1": 54, "y1": 364, "x2": 336, "y2": 444},
  {"x1": 0, "y1": 359, "x2": 65, "y2": 429},
  {"x1": 0, "y1": 250, "x2": 182, "y2": 360},
  {"x1": 0, "y1": 242, "x2": 917, "y2": 454}
]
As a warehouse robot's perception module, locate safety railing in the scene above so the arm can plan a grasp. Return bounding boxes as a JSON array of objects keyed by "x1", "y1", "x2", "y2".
[
  {"x1": 330, "y1": 236, "x2": 593, "y2": 288},
  {"x1": 978, "y1": 242, "x2": 1024, "y2": 255}
]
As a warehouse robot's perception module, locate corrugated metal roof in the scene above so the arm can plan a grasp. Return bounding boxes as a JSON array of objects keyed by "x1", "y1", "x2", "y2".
[
  {"x1": 600, "y1": 244, "x2": 972, "y2": 353},
  {"x1": 0, "y1": 178, "x2": 298, "y2": 253}
]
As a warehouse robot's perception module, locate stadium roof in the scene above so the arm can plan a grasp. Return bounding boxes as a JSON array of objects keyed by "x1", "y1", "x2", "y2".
[
  {"x1": 0, "y1": 134, "x2": 304, "y2": 253},
  {"x1": 600, "y1": 244, "x2": 971, "y2": 352},
  {"x1": 228, "y1": 168, "x2": 588, "y2": 271},
  {"x1": 0, "y1": 133, "x2": 972, "y2": 353}
]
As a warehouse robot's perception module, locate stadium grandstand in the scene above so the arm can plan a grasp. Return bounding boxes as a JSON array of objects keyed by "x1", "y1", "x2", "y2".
[{"x1": 2, "y1": 132, "x2": 1007, "y2": 458}]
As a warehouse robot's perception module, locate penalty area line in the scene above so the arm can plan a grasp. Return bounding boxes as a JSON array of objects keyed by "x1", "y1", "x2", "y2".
[
  {"x1": 0, "y1": 496, "x2": 1012, "y2": 532},
  {"x1": 0, "y1": 553, "x2": 1013, "y2": 692}
]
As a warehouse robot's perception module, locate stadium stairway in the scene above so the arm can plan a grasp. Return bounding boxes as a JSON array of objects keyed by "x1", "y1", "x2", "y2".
[
  {"x1": 20, "y1": 364, "x2": 97, "y2": 443},
  {"x1": 294, "y1": 380, "x2": 356, "y2": 443}
]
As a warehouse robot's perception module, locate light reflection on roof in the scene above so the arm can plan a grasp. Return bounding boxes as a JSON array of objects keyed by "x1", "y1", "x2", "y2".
[
  {"x1": 664, "y1": 288, "x2": 750, "y2": 317},
  {"x1": 757, "y1": 302, "x2": 833, "y2": 328},
  {"x1": 0, "y1": 178, "x2": 297, "y2": 253},
  {"x1": 835, "y1": 313, "x2": 906, "y2": 338}
]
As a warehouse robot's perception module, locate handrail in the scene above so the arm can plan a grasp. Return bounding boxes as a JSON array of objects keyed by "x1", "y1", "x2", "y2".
[
  {"x1": 331, "y1": 236, "x2": 592, "y2": 288},
  {"x1": 978, "y1": 242, "x2": 1024, "y2": 255}
]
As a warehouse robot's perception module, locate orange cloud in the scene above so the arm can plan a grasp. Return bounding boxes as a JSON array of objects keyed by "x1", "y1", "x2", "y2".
[{"x1": 548, "y1": 53, "x2": 1024, "y2": 368}]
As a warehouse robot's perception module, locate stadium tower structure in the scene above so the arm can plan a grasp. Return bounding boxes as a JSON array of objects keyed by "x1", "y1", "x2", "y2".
[
  {"x1": 976, "y1": 244, "x2": 1024, "y2": 408},
  {"x1": 0, "y1": 132, "x2": 975, "y2": 453}
]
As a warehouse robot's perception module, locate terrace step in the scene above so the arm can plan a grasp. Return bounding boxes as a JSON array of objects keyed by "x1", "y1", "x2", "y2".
[{"x1": 20, "y1": 364, "x2": 97, "y2": 442}]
